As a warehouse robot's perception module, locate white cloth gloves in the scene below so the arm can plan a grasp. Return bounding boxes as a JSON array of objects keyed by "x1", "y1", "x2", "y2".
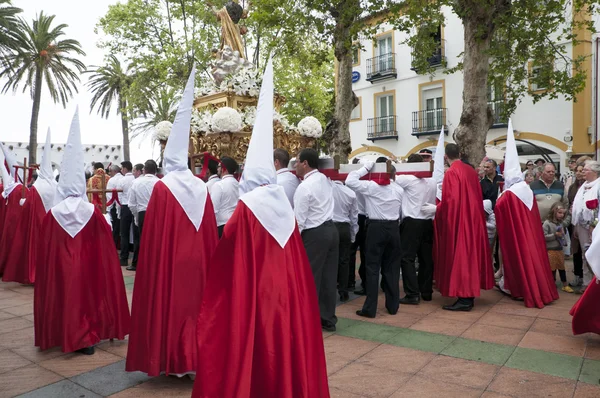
[{"x1": 363, "y1": 161, "x2": 375, "y2": 172}]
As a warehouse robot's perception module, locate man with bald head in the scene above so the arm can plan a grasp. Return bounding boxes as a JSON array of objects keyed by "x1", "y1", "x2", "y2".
[{"x1": 529, "y1": 163, "x2": 568, "y2": 221}]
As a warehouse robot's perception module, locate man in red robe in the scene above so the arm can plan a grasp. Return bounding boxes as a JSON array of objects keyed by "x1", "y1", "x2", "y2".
[
  {"x1": 571, "y1": 226, "x2": 600, "y2": 335},
  {"x1": 34, "y1": 109, "x2": 130, "y2": 355},
  {"x1": 434, "y1": 143, "x2": 494, "y2": 311},
  {"x1": 495, "y1": 120, "x2": 558, "y2": 308},
  {"x1": 192, "y1": 59, "x2": 329, "y2": 398},
  {"x1": 0, "y1": 143, "x2": 27, "y2": 277},
  {"x1": 126, "y1": 67, "x2": 219, "y2": 377},
  {"x1": 3, "y1": 129, "x2": 57, "y2": 284}
]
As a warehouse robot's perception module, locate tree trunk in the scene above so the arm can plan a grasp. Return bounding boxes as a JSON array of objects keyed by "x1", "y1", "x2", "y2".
[
  {"x1": 325, "y1": 1, "x2": 360, "y2": 164},
  {"x1": 29, "y1": 67, "x2": 43, "y2": 164},
  {"x1": 453, "y1": 14, "x2": 494, "y2": 166},
  {"x1": 120, "y1": 96, "x2": 130, "y2": 160}
]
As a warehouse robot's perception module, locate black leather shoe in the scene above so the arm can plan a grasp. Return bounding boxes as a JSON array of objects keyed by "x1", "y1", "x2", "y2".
[
  {"x1": 355, "y1": 310, "x2": 375, "y2": 318},
  {"x1": 339, "y1": 292, "x2": 349, "y2": 302},
  {"x1": 442, "y1": 300, "x2": 474, "y2": 312},
  {"x1": 386, "y1": 307, "x2": 398, "y2": 315},
  {"x1": 354, "y1": 289, "x2": 366, "y2": 295},
  {"x1": 421, "y1": 294, "x2": 432, "y2": 301},
  {"x1": 322, "y1": 324, "x2": 336, "y2": 332},
  {"x1": 399, "y1": 296, "x2": 420, "y2": 305},
  {"x1": 76, "y1": 346, "x2": 95, "y2": 355},
  {"x1": 126, "y1": 265, "x2": 137, "y2": 271}
]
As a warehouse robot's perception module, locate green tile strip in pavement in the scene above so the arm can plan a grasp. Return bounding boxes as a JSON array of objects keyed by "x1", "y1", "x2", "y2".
[
  {"x1": 337, "y1": 317, "x2": 600, "y2": 384},
  {"x1": 123, "y1": 276, "x2": 135, "y2": 284}
]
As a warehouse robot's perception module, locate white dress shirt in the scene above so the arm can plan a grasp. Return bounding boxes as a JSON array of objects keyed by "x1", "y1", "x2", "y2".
[
  {"x1": 276, "y1": 168, "x2": 300, "y2": 207},
  {"x1": 395, "y1": 175, "x2": 437, "y2": 220},
  {"x1": 212, "y1": 174, "x2": 239, "y2": 227},
  {"x1": 106, "y1": 173, "x2": 123, "y2": 210},
  {"x1": 117, "y1": 172, "x2": 135, "y2": 206},
  {"x1": 345, "y1": 167, "x2": 402, "y2": 221},
  {"x1": 206, "y1": 175, "x2": 221, "y2": 195},
  {"x1": 356, "y1": 191, "x2": 367, "y2": 216},
  {"x1": 293, "y1": 170, "x2": 334, "y2": 233},
  {"x1": 331, "y1": 180, "x2": 359, "y2": 241},
  {"x1": 128, "y1": 174, "x2": 160, "y2": 218}
]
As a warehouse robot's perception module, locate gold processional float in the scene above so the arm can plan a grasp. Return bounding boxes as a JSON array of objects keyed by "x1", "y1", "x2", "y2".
[{"x1": 154, "y1": 1, "x2": 318, "y2": 173}]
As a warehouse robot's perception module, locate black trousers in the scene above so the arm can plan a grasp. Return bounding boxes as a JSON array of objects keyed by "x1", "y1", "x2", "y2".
[
  {"x1": 400, "y1": 217, "x2": 434, "y2": 298},
  {"x1": 302, "y1": 221, "x2": 339, "y2": 328},
  {"x1": 568, "y1": 225, "x2": 583, "y2": 278},
  {"x1": 362, "y1": 220, "x2": 401, "y2": 316},
  {"x1": 120, "y1": 205, "x2": 134, "y2": 263},
  {"x1": 218, "y1": 225, "x2": 224, "y2": 238},
  {"x1": 335, "y1": 222, "x2": 352, "y2": 294},
  {"x1": 349, "y1": 214, "x2": 367, "y2": 287},
  {"x1": 132, "y1": 211, "x2": 146, "y2": 267},
  {"x1": 110, "y1": 206, "x2": 120, "y2": 249}
]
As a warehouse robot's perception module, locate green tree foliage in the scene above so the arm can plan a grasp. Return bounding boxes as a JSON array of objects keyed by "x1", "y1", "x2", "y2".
[
  {"x1": 0, "y1": 12, "x2": 85, "y2": 163},
  {"x1": 87, "y1": 55, "x2": 134, "y2": 160},
  {"x1": 394, "y1": 0, "x2": 599, "y2": 163},
  {"x1": 0, "y1": 0, "x2": 21, "y2": 57}
]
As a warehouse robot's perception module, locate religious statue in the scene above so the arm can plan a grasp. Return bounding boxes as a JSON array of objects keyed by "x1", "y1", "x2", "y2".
[{"x1": 211, "y1": 1, "x2": 249, "y2": 60}]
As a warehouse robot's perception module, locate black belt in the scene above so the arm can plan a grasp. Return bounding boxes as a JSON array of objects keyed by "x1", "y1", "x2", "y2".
[
  {"x1": 304, "y1": 220, "x2": 334, "y2": 232},
  {"x1": 367, "y1": 219, "x2": 398, "y2": 224}
]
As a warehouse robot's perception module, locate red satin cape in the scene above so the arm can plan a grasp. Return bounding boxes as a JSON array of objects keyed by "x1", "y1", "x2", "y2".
[
  {"x1": 192, "y1": 202, "x2": 330, "y2": 398},
  {"x1": 34, "y1": 208, "x2": 130, "y2": 353},
  {"x1": 570, "y1": 280, "x2": 600, "y2": 335},
  {"x1": 495, "y1": 191, "x2": 559, "y2": 308},
  {"x1": 433, "y1": 161, "x2": 494, "y2": 297},
  {"x1": 0, "y1": 187, "x2": 26, "y2": 276},
  {"x1": 2, "y1": 187, "x2": 44, "y2": 284},
  {"x1": 126, "y1": 182, "x2": 219, "y2": 376}
]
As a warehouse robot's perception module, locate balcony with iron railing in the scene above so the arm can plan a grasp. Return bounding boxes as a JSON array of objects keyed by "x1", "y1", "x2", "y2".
[
  {"x1": 367, "y1": 116, "x2": 398, "y2": 141},
  {"x1": 489, "y1": 99, "x2": 508, "y2": 127},
  {"x1": 410, "y1": 40, "x2": 446, "y2": 72},
  {"x1": 366, "y1": 53, "x2": 397, "y2": 83},
  {"x1": 412, "y1": 108, "x2": 448, "y2": 136}
]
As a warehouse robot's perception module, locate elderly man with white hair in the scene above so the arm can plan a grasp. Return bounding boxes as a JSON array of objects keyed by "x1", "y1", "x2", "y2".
[{"x1": 571, "y1": 160, "x2": 600, "y2": 291}]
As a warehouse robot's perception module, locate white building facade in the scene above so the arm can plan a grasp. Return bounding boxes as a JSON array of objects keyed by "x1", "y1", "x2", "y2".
[{"x1": 348, "y1": 8, "x2": 600, "y2": 170}]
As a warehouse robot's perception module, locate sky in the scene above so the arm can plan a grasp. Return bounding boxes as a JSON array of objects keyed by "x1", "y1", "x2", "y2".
[{"x1": 0, "y1": 0, "x2": 159, "y2": 162}]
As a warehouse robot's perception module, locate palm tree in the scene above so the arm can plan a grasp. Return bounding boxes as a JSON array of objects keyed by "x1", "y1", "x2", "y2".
[
  {"x1": 132, "y1": 87, "x2": 179, "y2": 140},
  {"x1": 0, "y1": 0, "x2": 21, "y2": 56},
  {"x1": 87, "y1": 55, "x2": 133, "y2": 160},
  {"x1": 0, "y1": 12, "x2": 85, "y2": 164}
]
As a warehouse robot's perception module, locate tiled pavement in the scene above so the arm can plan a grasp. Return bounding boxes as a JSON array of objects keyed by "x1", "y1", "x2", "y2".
[{"x1": 1, "y1": 267, "x2": 600, "y2": 397}]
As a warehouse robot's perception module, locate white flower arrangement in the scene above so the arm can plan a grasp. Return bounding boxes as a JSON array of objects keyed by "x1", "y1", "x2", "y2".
[
  {"x1": 240, "y1": 106, "x2": 257, "y2": 128},
  {"x1": 297, "y1": 116, "x2": 323, "y2": 138},
  {"x1": 196, "y1": 64, "x2": 262, "y2": 99},
  {"x1": 153, "y1": 121, "x2": 173, "y2": 142},
  {"x1": 210, "y1": 107, "x2": 243, "y2": 134},
  {"x1": 190, "y1": 108, "x2": 212, "y2": 135}
]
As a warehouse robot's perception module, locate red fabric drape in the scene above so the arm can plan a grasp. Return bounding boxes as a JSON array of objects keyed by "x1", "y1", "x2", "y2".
[
  {"x1": 495, "y1": 191, "x2": 559, "y2": 308},
  {"x1": 433, "y1": 161, "x2": 494, "y2": 297},
  {"x1": 0, "y1": 186, "x2": 26, "y2": 276},
  {"x1": 571, "y1": 280, "x2": 600, "y2": 335},
  {"x1": 126, "y1": 182, "x2": 219, "y2": 376},
  {"x1": 2, "y1": 187, "x2": 44, "y2": 284},
  {"x1": 34, "y1": 208, "x2": 130, "y2": 353},
  {"x1": 192, "y1": 202, "x2": 330, "y2": 398}
]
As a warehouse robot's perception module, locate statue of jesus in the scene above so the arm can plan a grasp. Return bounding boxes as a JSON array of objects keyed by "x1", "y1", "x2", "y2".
[{"x1": 211, "y1": 0, "x2": 249, "y2": 59}]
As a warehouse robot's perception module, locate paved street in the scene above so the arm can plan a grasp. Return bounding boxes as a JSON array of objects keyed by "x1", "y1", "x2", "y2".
[{"x1": 0, "y1": 265, "x2": 599, "y2": 397}]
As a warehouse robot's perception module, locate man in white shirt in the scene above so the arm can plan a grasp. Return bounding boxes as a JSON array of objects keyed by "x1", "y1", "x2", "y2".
[
  {"x1": 212, "y1": 156, "x2": 240, "y2": 237},
  {"x1": 349, "y1": 159, "x2": 368, "y2": 293},
  {"x1": 294, "y1": 148, "x2": 339, "y2": 331},
  {"x1": 117, "y1": 161, "x2": 136, "y2": 267},
  {"x1": 133, "y1": 163, "x2": 144, "y2": 179},
  {"x1": 395, "y1": 154, "x2": 437, "y2": 304},
  {"x1": 106, "y1": 165, "x2": 123, "y2": 249},
  {"x1": 205, "y1": 159, "x2": 221, "y2": 194},
  {"x1": 346, "y1": 158, "x2": 403, "y2": 318},
  {"x1": 126, "y1": 160, "x2": 160, "y2": 271},
  {"x1": 274, "y1": 148, "x2": 300, "y2": 207},
  {"x1": 331, "y1": 179, "x2": 358, "y2": 302}
]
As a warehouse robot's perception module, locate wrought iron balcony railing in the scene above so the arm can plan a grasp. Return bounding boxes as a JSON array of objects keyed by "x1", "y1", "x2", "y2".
[
  {"x1": 489, "y1": 99, "x2": 508, "y2": 127},
  {"x1": 367, "y1": 116, "x2": 398, "y2": 141},
  {"x1": 410, "y1": 40, "x2": 446, "y2": 72},
  {"x1": 366, "y1": 53, "x2": 397, "y2": 82},
  {"x1": 412, "y1": 108, "x2": 447, "y2": 136}
]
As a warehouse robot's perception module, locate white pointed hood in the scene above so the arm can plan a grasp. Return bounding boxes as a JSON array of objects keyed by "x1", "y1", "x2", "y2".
[
  {"x1": 503, "y1": 119, "x2": 533, "y2": 210},
  {"x1": 586, "y1": 226, "x2": 600, "y2": 279},
  {"x1": 0, "y1": 142, "x2": 23, "y2": 183},
  {"x1": 33, "y1": 128, "x2": 58, "y2": 212},
  {"x1": 239, "y1": 59, "x2": 295, "y2": 248},
  {"x1": 51, "y1": 108, "x2": 95, "y2": 237},
  {"x1": 1, "y1": 143, "x2": 20, "y2": 198},
  {"x1": 433, "y1": 126, "x2": 445, "y2": 200},
  {"x1": 160, "y1": 66, "x2": 208, "y2": 231}
]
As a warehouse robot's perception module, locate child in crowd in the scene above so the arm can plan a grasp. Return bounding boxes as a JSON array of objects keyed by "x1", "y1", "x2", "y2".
[{"x1": 543, "y1": 202, "x2": 574, "y2": 293}]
